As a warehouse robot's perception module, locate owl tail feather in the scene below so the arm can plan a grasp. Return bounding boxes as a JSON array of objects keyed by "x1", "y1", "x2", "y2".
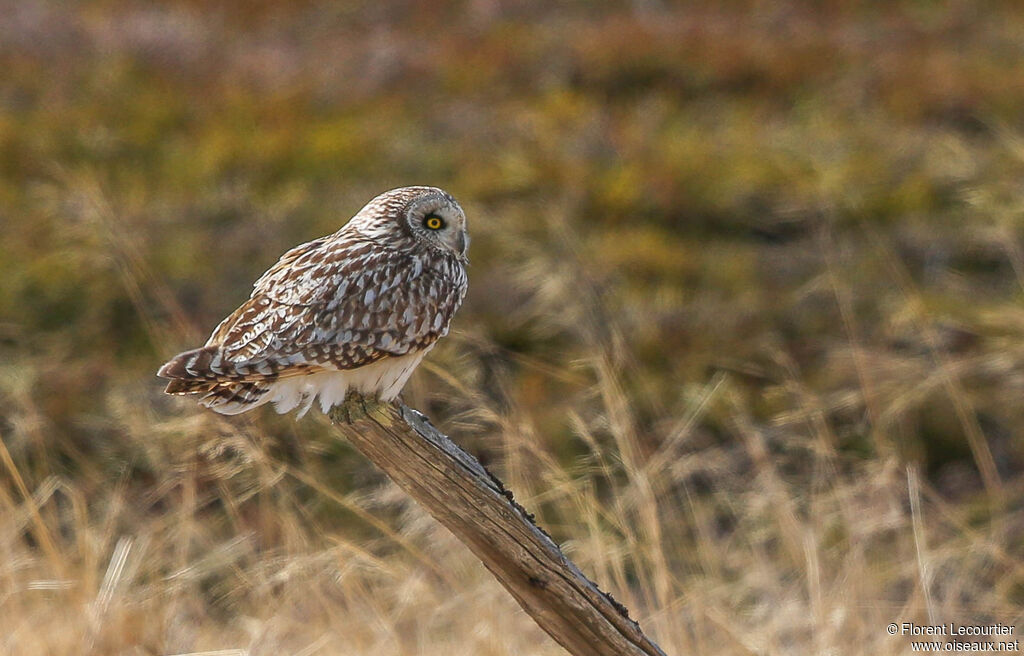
[
  {"x1": 158, "y1": 345, "x2": 275, "y2": 415},
  {"x1": 157, "y1": 345, "x2": 225, "y2": 383},
  {"x1": 198, "y1": 380, "x2": 274, "y2": 415}
]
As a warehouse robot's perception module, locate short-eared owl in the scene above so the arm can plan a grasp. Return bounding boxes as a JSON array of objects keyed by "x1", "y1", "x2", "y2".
[{"x1": 157, "y1": 186, "x2": 468, "y2": 416}]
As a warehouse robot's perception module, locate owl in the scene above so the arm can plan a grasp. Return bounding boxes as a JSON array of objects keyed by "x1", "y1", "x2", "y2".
[{"x1": 157, "y1": 186, "x2": 469, "y2": 417}]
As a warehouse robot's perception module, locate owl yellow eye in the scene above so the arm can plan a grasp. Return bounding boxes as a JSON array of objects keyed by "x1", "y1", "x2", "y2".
[{"x1": 424, "y1": 215, "x2": 444, "y2": 230}]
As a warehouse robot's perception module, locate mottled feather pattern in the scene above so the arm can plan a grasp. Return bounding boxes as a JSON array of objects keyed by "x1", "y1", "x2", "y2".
[{"x1": 158, "y1": 186, "x2": 469, "y2": 415}]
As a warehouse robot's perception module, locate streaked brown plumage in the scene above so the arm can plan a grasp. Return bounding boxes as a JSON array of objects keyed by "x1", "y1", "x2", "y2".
[{"x1": 158, "y1": 186, "x2": 469, "y2": 416}]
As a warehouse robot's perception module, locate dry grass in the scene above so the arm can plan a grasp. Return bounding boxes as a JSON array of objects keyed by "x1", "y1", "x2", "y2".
[
  {"x1": 2, "y1": 1, "x2": 1024, "y2": 654},
  {"x1": 3, "y1": 237, "x2": 1022, "y2": 653}
]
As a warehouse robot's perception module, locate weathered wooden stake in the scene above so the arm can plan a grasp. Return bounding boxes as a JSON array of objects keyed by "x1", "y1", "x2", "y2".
[{"x1": 328, "y1": 396, "x2": 668, "y2": 656}]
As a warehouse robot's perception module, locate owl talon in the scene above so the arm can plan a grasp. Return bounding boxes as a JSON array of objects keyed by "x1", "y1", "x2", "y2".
[
  {"x1": 331, "y1": 391, "x2": 387, "y2": 424},
  {"x1": 331, "y1": 391, "x2": 361, "y2": 424}
]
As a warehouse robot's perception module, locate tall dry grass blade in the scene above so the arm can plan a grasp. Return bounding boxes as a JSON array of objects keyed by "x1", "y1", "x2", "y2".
[
  {"x1": 869, "y1": 227, "x2": 1005, "y2": 504},
  {"x1": 88, "y1": 536, "x2": 134, "y2": 633},
  {"x1": 62, "y1": 169, "x2": 201, "y2": 346},
  {"x1": 907, "y1": 465, "x2": 937, "y2": 627},
  {"x1": 0, "y1": 431, "x2": 64, "y2": 580},
  {"x1": 645, "y1": 371, "x2": 728, "y2": 482},
  {"x1": 821, "y1": 227, "x2": 889, "y2": 456}
]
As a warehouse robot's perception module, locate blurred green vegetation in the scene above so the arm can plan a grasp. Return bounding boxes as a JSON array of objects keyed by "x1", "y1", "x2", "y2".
[{"x1": 2, "y1": 1, "x2": 1024, "y2": 652}]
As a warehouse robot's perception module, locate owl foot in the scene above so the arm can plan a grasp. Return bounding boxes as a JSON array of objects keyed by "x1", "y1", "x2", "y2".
[{"x1": 330, "y1": 391, "x2": 385, "y2": 424}]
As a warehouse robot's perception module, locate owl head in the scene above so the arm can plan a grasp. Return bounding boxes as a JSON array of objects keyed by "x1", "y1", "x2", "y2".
[{"x1": 350, "y1": 186, "x2": 468, "y2": 260}]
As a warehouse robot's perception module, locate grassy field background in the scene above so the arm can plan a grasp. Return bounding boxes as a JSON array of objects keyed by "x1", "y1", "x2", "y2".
[{"x1": 2, "y1": 1, "x2": 1024, "y2": 653}]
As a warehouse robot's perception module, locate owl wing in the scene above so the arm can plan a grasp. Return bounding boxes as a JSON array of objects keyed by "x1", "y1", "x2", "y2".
[{"x1": 201, "y1": 235, "x2": 465, "y2": 377}]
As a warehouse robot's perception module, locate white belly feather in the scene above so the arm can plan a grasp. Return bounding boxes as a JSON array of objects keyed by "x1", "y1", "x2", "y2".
[{"x1": 263, "y1": 347, "x2": 432, "y2": 417}]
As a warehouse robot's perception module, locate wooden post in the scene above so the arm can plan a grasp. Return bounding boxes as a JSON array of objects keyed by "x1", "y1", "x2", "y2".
[{"x1": 328, "y1": 397, "x2": 668, "y2": 656}]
